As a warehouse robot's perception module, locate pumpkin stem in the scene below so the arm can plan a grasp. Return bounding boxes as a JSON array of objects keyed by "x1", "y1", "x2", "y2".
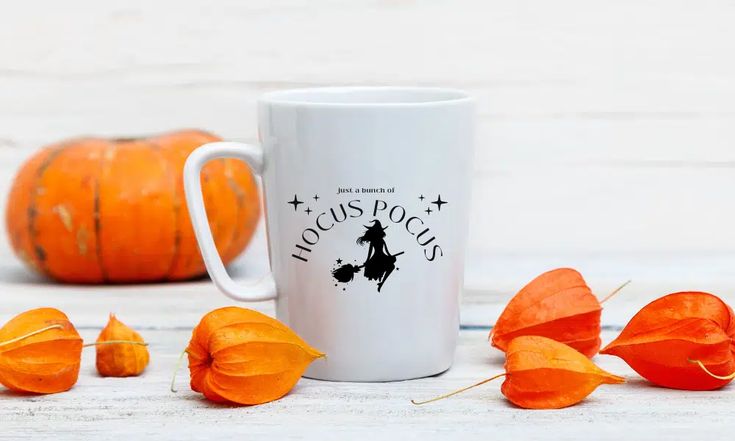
[
  {"x1": 170, "y1": 349, "x2": 188, "y2": 393},
  {"x1": 83, "y1": 340, "x2": 149, "y2": 348},
  {"x1": 688, "y1": 359, "x2": 735, "y2": 380},
  {"x1": 410, "y1": 373, "x2": 507, "y2": 405},
  {"x1": 599, "y1": 280, "x2": 632, "y2": 304},
  {"x1": 0, "y1": 324, "x2": 63, "y2": 347}
]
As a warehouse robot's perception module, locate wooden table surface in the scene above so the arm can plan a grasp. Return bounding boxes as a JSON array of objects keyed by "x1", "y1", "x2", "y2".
[
  {"x1": 2, "y1": 1, "x2": 735, "y2": 437},
  {"x1": 1, "y1": 266, "x2": 734, "y2": 440}
]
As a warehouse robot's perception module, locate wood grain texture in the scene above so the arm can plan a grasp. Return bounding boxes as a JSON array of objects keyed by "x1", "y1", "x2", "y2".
[
  {"x1": 2, "y1": 268, "x2": 733, "y2": 330},
  {"x1": 1, "y1": 1, "x2": 735, "y2": 438},
  {"x1": 0, "y1": 327, "x2": 730, "y2": 440},
  {"x1": 1, "y1": 0, "x2": 735, "y2": 273},
  {"x1": 0, "y1": 282, "x2": 731, "y2": 439}
]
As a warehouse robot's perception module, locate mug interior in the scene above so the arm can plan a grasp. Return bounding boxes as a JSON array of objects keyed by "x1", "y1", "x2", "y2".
[{"x1": 261, "y1": 87, "x2": 470, "y2": 106}]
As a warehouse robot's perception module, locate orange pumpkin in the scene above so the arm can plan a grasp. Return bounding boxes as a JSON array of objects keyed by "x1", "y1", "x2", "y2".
[{"x1": 5, "y1": 129, "x2": 260, "y2": 283}]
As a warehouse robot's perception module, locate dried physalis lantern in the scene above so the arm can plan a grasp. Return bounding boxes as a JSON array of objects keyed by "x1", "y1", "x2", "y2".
[
  {"x1": 0, "y1": 308, "x2": 83, "y2": 394},
  {"x1": 91, "y1": 314, "x2": 149, "y2": 377},
  {"x1": 179, "y1": 306, "x2": 324, "y2": 405},
  {"x1": 413, "y1": 336, "x2": 624, "y2": 409},
  {"x1": 490, "y1": 268, "x2": 629, "y2": 358},
  {"x1": 601, "y1": 291, "x2": 735, "y2": 390}
]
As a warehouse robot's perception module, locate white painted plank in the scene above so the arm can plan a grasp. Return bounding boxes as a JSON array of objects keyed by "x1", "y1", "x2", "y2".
[
  {"x1": 4, "y1": 104, "x2": 735, "y2": 167},
  {"x1": 468, "y1": 166, "x2": 735, "y2": 254},
  {"x1": 1, "y1": 263, "x2": 732, "y2": 330},
  {"x1": 2, "y1": 0, "x2": 734, "y2": 85},
  {"x1": 0, "y1": 328, "x2": 730, "y2": 440},
  {"x1": 2, "y1": 0, "x2": 735, "y2": 293},
  {"x1": 1, "y1": 0, "x2": 735, "y2": 157},
  {"x1": 2, "y1": 145, "x2": 735, "y2": 265},
  {"x1": 1, "y1": 1, "x2": 734, "y2": 437}
]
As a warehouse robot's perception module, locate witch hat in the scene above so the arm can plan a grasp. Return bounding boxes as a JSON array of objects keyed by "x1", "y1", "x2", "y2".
[{"x1": 364, "y1": 219, "x2": 388, "y2": 231}]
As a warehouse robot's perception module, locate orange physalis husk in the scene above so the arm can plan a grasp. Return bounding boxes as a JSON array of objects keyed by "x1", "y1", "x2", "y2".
[
  {"x1": 0, "y1": 308, "x2": 83, "y2": 394},
  {"x1": 600, "y1": 291, "x2": 735, "y2": 390},
  {"x1": 92, "y1": 314, "x2": 149, "y2": 377},
  {"x1": 490, "y1": 268, "x2": 627, "y2": 358},
  {"x1": 185, "y1": 306, "x2": 325, "y2": 405},
  {"x1": 413, "y1": 336, "x2": 624, "y2": 409}
]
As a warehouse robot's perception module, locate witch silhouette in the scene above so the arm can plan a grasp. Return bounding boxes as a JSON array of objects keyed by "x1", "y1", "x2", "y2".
[{"x1": 331, "y1": 219, "x2": 404, "y2": 292}]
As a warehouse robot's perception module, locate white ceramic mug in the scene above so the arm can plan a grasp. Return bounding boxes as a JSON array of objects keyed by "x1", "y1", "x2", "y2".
[{"x1": 183, "y1": 87, "x2": 475, "y2": 381}]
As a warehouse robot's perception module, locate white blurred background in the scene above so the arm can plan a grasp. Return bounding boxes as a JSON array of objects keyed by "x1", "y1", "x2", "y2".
[{"x1": 2, "y1": 0, "x2": 734, "y2": 290}]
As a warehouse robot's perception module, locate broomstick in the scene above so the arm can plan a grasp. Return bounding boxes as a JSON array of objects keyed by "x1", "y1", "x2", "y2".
[{"x1": 332, "y1": 252, "x2": 405, "y2": 283}]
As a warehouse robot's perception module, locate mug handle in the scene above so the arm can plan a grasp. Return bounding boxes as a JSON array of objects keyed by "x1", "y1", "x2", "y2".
[{"x1": 183, "y1": 142, "x2": 276, "y2": 302}]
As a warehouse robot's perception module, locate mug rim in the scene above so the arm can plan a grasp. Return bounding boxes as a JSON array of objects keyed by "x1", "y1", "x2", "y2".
[{"x1": 259, "y1": 86, "x2": 472, "y2": 107}]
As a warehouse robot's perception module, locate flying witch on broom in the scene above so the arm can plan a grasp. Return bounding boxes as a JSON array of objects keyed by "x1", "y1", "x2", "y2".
[{"x1": 331, "y1": 220, "x2": 404, "y2": 292}]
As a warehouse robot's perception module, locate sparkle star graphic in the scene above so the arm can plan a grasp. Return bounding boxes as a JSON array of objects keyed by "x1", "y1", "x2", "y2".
[
  {"x1": 419, "y1": 194, "x2": 425, "y2": 201},
  {"x1": 287, "y1": 194, "x2": 303, "y2": 211},
  {"x1": 431, "y1": 195, "x2": 448, "y2": 211},
  {"x1": 305, "y1": 207, "x2": 312, "y2": 215},
  {"x1": 425, "y1": 207, "x2": 433, "y2": 215},
  {"x1": 313, "y1": 194, "x2": 320, "y2": 201},
  {"x1": 336, "y1": 258, "x2": 342, "y2": 264}
]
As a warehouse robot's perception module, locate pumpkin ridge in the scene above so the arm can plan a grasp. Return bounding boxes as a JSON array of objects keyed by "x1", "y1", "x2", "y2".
[
  {"x1": 165, "y1": 198, "x2": 183, "y2": 280},
  {"x1": 6, "y1": 147, "x2": 55, "y2": 273},
  {"x1": 214, "y1": 158, "x2": 236, "y2": 261},
  {"x1": 222, "y1": 167, "x2": 260, "y2": 264},
  {"x1": 8, "y1": 130, "x2": 259, "y2": 283},
  {"x1": 223, "y1": 169, "x2": 245, "y2": 259},
  {"x1": 149, "y1": 139, "x2": 182, "y2": 280},
  {"x1": 93, "y1": 141, "x2": 112, "y2": 282},
  {"x1": 28, "y1": 144, "x2": 72, "y2": 276}
]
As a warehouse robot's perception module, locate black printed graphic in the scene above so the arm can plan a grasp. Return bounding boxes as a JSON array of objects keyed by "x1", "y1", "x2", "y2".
[
  {"x1": 287, "y1": 194, "x2": 303, "y2": 211},
  {"x1": 289, "y1": 191, "x2": 445, "y2": 293},
  {"x1": 332, "y1": 220, "x2": 404, "y2": 292},
  {"x1": 431, "y1": 194, "x2": 448, "y2": 211}
]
